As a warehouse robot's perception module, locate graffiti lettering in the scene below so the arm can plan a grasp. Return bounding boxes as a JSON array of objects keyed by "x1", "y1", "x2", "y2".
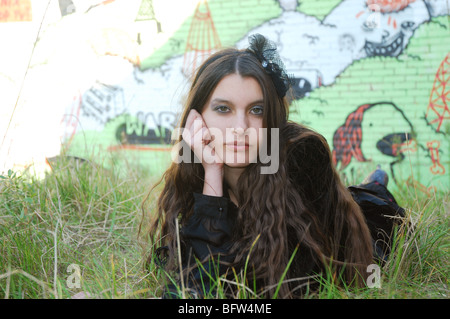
[
  {"x1": 124, "y1": 112, "x2": 176, "y2": 138},
  {"x1": 116, "y1": 112, "x2": 177, "y2": 145},
  {"x1": 81, "y1": 82, "x2": 125, "y2": 124}
]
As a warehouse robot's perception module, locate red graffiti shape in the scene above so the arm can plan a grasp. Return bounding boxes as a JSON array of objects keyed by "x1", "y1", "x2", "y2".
[
  {"x1": 366, "y1": 0, "x2": 416, "y2": 13},
  {"x1": 182, "y1": 0, "x2": 221, "y2": 77},
  {"x1": 427, "y1": 140, "x2": 445, "y2": 175},
  {"x1": 426, "y1": 53, "x2": 450, "y2": 133},
  {"x1": 332, "y1": 104, "x2": 373, "y2": 169}
]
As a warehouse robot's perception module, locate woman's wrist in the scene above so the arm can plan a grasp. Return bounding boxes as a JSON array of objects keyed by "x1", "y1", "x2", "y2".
[{"x1": 203, "y1": 165, "x2": 223, "y2": 197}]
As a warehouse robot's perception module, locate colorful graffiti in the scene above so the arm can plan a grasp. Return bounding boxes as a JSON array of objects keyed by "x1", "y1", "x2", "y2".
[
  {"x1": 332, "y1": 102, "x2": 417, "y2": 185},
  {"x1": 182, "y1": 0, "x2": 221, "y2": 77},
  {"x1": 0, "y1": 0, "x2": 32, "y2": 22},
  {"x1": 366, "y1": 0, "x2": 417, "y2": 13},
  {"x1": 0, "y1": 0, "x2": 448, "y2": 193},
  {"x1": 425, "y1": 53, "x2": 450, "y2": 134},
  {"x1": 332, "y1": 103, "x2": 374, "y2": 170}
]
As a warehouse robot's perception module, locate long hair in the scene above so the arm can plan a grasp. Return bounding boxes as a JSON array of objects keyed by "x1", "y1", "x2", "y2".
[{"x1": 144, "y1": 47, "x2": 373, "y2": 298}]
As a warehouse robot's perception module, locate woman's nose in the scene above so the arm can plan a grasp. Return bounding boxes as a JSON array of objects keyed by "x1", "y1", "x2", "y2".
[
  {"x1": 232, "y1": 114, "x2": 249, "y2": 133},
  {"x1": 232, "y1": 127, "x2": 245, "y2": 135}
]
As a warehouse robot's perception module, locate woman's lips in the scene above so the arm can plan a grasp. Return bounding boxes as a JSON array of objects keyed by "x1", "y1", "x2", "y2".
[{"x1": 225, "y1": 142, "x2": 249, "y2": 151}]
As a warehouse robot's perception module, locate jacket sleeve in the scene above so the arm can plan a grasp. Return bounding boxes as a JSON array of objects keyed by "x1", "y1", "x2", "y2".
[
  {"x1": 160, "y1": 193, "x2": 236, "y2": 298},
  {"x1": 348, "y1": 181, "x2": 406, "y2": 263},
  {"x1": 180, "y1": 192, "x2": 235, "y2": 262}
]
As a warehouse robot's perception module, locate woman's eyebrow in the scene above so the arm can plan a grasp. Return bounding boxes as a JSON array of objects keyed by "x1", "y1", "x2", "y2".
[
  {"x1": 210, "y1": 98, "x2": 231, "y2": 105},
  {"x1": 250, "y1": 99, "x2": 264, "y2": 105},
  {"x1": 210, "y1": 98, "x2": 264, "y2": 106}
]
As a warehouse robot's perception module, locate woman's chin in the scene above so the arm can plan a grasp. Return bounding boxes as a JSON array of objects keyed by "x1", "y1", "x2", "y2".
[
  {"x1": 223, "y1": 162, "x2": 250, "y2": 169},
  {"x1": 220, "y1": 148, "x2": 258, "y2": 168}
]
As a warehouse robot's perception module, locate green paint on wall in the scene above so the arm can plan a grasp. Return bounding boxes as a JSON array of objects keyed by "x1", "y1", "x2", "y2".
[
  {"x1": 289, "y1": 16, "x2": 449, "y2": 191},
  {"x1": 297, "y1": 0, "x2": 343, "y2": 21}
]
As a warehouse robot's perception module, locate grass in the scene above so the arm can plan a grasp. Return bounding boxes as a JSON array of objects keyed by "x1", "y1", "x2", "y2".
[
  {"x1": 0, "y1": 156, "x2": 448, "y2": 299},
  {"x1": 0, "y1": 157, "x2": 161, "y2": 299}
]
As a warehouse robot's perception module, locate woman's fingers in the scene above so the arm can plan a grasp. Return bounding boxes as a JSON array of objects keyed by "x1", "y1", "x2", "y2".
[
  {"x1": 183, "y1": 109, "x2": 211, "y2": 144},
  {"x1": 182, "y1": 109, "x2": 222, "y2": 165},
  {"x1": 201, "y1": 116, "x2": 212, "y2": 141},
  {"x1": 184, "y1": 109, "x2": 198, "y2": 135},
  {"x1": 182, "y1": 110, "x2": 199, "y2": 145}
]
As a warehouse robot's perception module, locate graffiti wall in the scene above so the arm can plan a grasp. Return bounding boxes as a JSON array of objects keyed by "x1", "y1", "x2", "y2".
[{"x1": 1, "y1": 0, "x2": 448, "y2": 194}]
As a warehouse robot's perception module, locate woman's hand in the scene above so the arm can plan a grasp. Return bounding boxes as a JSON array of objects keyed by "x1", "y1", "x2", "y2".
[
  {"x1": 182, "y1": 109, "x2": 224, "y2": 196},
  {"x1": 182, "y1": 109, "x2": 223, "y2": 167}
]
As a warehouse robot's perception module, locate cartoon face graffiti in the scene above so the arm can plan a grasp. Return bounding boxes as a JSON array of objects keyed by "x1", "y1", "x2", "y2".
[
  {"x1": 359, "y1": 0, "x2": 430, "y2": 57},
  {"x1": 332, "y1": 102, "x2": 416, "y2": 184},
  {"x1": 323, "y1": 0, "x2": 431, "y2": 59}
]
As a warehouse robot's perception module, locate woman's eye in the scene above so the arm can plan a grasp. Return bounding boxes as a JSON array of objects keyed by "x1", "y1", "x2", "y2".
[
  {"x1": 214, "y1": 105, "x2": 230, "y2": 113},
  {"x1": 250, "y1": 105, "x2": 263, "y2": 115}
]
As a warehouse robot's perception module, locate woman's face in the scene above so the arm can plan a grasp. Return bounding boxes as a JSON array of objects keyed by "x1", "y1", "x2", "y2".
[{"x1": 201, "y1": 73, "x2": 264, "y2": 168}]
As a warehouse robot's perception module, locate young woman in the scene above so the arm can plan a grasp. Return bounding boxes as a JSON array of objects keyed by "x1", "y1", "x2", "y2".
[{"x1": 143, "y1": 34, "x2": 405, "y2": 298}]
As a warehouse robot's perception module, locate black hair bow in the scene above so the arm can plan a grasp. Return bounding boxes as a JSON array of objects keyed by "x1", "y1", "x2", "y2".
[{"x1": 246, "y1": 34, "x2": 294, "y2": 98}]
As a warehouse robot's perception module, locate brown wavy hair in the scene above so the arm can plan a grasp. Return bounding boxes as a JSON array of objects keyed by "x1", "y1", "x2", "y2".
[{"x1": 143, "y1": 47, "x2": 373, "y2": 298}]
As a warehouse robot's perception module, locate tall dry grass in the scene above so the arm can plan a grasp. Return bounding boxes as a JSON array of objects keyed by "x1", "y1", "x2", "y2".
[{"x1": 0, "y1": 156, "x2": 448, "y2": 299}]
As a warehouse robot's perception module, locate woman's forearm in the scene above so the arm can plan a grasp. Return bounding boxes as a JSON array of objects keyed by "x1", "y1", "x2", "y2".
[{"x1": 202, "y1": 166, "x2": 223, "y2": 197}]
